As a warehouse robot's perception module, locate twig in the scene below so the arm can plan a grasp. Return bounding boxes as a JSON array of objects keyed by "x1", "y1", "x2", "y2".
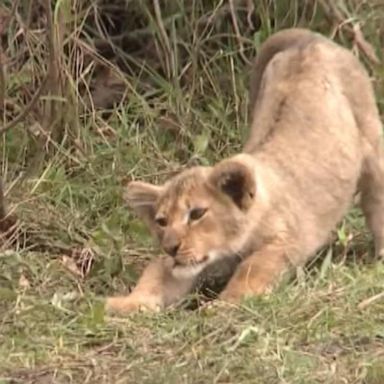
[
  {"x1": 40, "y1": 0, "x2": 66, "y2": 146},
  {"x1": 42, "y1": 0, "x2": 59, "y2": 128},
  {"x1": 0, "y1": 0, "x2": 20, "y2": 119},
  {"x1": 0, "y1": 47, "x2": 5, "y2": 119},
  {"x1": 153, "y1": 0, "x2": 174, "y2": 79},
  {"x1": 246, "y1": 0, "x2": 255, "y2": 30},
  {"x1": 44, "y1": 0, "x2": 56, "y2": 71},
  {"x1": 358, "y1": 291, "x2": 384, "y2": 310},
  {"x1": 0, "y1": 75, "x2": 48, "y2": 135},
  {"x1": 0, "y1": 0, "x2": 19, "y2": 34},
  {"x1": 352, "y1": 23, "x2": 379, "y2": 66},
  {"x1": 228, "y1": 0, "x2": 251, "y2": 65},
  {"x1": 317, "y1": 0, "x2": 380, "y2": 65},
  {"x1": 0, "y1": 178, "x2": 5, "y2": 221}
]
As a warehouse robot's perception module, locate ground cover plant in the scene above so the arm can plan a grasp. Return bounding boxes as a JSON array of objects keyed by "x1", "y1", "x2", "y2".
[{"x1": 1, "y1": 1, "x2": 384, "y2": 383}]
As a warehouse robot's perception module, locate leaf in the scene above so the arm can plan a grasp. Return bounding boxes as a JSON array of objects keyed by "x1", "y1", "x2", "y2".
[
  {"x1": 51, "y1": 291, "x2": 78, "y2": 310},
  {"x1": 18, "y1": 273, "x2": 30, "y2": 289},
  {"x1": 337, "y1": 225, "x2": 347, "y2": 247},
  {"x1": 253, "y1": 31, "x2": 262, "y2": 49},
  {"x1": 320, "y1": 246, "x2": 333, "y2": 280},
  {"x1": 193, "y1": 132, "x2": 210, "y2": 154},
  {"x1": 353, "y1": 24, "x2": 380, "y2": 65},
  {"x1": 61, "y1": 255, "x2": 83, "y2": 277},
  {"x1": 90, "y1": 300, "x2": 106, "y2": 326},
  {"x1": 227, "y1": 326, "x2": 261, "y2": 352}
]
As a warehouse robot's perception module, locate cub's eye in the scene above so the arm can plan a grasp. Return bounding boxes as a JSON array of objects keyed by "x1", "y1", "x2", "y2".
[
  {"x1": 155, "y1": 216, "x2": 167, "y2": 227},
  {"x1": 189, "y1": 207, "x2": 208, "y2": 222}
]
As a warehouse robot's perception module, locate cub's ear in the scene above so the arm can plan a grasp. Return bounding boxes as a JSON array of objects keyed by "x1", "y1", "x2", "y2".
[
  {"x1": 208, "y1": 160, "x2": 256, "y2": 211},
  {"x1": 123, "y1": 181, "x2": 163, "y2": 226}
]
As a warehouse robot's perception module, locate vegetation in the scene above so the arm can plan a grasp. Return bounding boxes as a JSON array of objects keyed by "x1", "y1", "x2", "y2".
[{"x1": 1, "y1": 1, "x2": 384, "y2": 382}]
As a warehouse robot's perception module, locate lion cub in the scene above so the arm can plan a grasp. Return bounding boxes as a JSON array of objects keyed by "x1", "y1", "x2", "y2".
[{"x1": 106, "y1": 28, "x2": 384, "y2": 313}]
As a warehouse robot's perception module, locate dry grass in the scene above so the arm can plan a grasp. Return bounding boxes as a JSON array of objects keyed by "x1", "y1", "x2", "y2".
[{"x1": 1, "y1": 0, "x2": 384, "y2": 383}]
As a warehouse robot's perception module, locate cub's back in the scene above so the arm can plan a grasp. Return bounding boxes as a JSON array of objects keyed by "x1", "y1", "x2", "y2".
[{"x1": 246, "y1": 28, "x2": 380, "y2": 155}]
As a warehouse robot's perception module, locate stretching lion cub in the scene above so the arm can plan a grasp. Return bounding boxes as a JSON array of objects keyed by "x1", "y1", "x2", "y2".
[{"x1": 106, "y1": 28, "x2": 384, "y2": 313}]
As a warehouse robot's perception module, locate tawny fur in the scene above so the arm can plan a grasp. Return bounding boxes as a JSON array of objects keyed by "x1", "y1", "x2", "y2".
[{"x1": 106, "y1": 28, "x2": 384, "y2": 314}]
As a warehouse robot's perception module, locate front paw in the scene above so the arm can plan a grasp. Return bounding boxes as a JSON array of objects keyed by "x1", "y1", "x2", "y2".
[
  {"x1": 219, "y1": 278, "x2": 274, "y2": 304},
  {"x1": 199, "y1": 298, "x2": 233, "y2": 313},
  {"x1": 105, "y1": 294, "x2": 163, "y2": 315},
  {"x1": 219, "y1": 287, "x2": 244, "y2": 304},
  {"x1": 219, "y1": 282, "x2": 259, "y2": 303}
]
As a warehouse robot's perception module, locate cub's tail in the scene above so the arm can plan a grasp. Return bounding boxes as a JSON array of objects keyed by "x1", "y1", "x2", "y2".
[{"x1": 249, "y1": 28, "x2": 322, "y2": 113}]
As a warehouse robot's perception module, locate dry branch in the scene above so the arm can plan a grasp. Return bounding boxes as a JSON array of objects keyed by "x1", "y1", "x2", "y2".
[
  {"x1": 0, "y1": 178, "x2": 5, "y2": 221},
  {"x1": 0, "y1": 0, "x2": 19, "y2": 35},
  {"x1": 0, "y1": 48, "x2": 5, "y2": 118},
  {"x1": 318, "y1": 0, "x2": 380, "y2": 65},
  {"x1": 229, "y1": 0, "x2": 251, "y2": 65},
  {"x1": 0, "y1": 75, "x2": 48, "y2": 135},
  {"x1": 0, "y1": 178, "x2": 17, "y2": 234},
  {"x1": 42, "y1": 0, "x2": 61, "y2": 140},
  {"x1": 153, "y1": 0, "x2": 174, "y2": 79},
  {"x1": 0, "y1": 0, "x2": 20, "y2": 120}
]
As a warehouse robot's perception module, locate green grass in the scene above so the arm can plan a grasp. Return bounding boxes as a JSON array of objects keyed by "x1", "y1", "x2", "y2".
[
  {"x1": 1, "y1": 252, "x2": 384, "y2": 383},
  {"x1": 1, "y1": 1, "x2": 384, "y2": 383}
]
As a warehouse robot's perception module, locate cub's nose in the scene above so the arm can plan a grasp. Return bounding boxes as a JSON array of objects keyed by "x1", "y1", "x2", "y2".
[
  {"x1": 162, "y1": 230, "x2": 181, "y2": 257},
  {"x1": 164, "y1": 242, "x2": 180, "y2": 257}
]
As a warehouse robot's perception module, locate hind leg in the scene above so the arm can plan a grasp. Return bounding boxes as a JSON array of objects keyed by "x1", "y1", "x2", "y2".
[{"x1": 359, "y1": 147, "x2": 384, "y2": 259}]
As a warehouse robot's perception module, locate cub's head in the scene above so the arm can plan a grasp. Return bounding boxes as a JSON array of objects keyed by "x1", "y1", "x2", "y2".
[{"x1": 125, "y1": 156, "x2": 259, "y2": 275}]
